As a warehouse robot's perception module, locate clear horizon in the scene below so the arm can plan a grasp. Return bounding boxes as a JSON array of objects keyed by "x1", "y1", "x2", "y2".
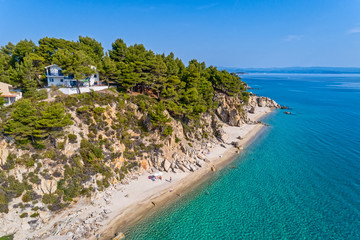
[{"x1": 1, "y1": 0, "x2": 359, "y2": 68}]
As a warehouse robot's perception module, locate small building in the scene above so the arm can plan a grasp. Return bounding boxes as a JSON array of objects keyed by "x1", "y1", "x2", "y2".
[
  {"x1": 0, "y1": 82, "x2": 22, "y2": 106},
  {"x1": 45, "y1": 64, "x2": 100, "y2": 87}
]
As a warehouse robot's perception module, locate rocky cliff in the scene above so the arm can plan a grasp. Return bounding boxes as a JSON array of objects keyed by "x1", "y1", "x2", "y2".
[{"x1": 0, "y1": 90, "x2": 279, "y2": 237}]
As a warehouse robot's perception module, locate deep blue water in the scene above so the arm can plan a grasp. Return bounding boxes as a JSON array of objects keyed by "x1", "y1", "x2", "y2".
[{"x1": 125, "y1": 74, "x2": 360, "y2": 239}]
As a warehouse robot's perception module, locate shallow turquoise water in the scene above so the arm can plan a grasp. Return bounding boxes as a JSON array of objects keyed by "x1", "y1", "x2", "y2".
[{"x1": 125, "y1": 74, "x2": 360, "y2": 239}]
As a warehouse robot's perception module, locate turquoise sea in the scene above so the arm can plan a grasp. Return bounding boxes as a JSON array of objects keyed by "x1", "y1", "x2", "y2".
[{"x1": 125, "y1": 74, "x2": 360, "y2": 239}]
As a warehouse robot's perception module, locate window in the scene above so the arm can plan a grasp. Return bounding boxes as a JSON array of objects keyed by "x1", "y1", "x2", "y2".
[
  {"x1": 60, "y1": 79, "x2": 64, "y2": 82},
  {"x1": 94, "y1": 74, "x2": 97, "y2": 78},
  {"x1": 49, "y1": 78, "x2": 54, "y2": 82}
]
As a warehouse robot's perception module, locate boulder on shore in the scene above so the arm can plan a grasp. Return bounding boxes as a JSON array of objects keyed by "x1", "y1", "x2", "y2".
[
  {"x1": 112, "y1": 232, "x2": 125, "y2": 240},
  {"x1": 163, "y1": 160, "x2": 171, "y2": 172}
]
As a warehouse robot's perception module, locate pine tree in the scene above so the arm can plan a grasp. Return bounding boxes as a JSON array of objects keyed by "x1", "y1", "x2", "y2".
[
  {"x1": 109, "y1": 38, "x2": 127, "y2": 62},
  {"x1": 99, "y1": 54, "x2": 117, "y2": 86},
  {"x1": 0, "y1": 92, "x2": 6, "y2": 107},
  {"x1": 34, "y1": 103, "x2": 73, "y2": 144},
  {"x1": 4, "y1": 99, "x2": 38, "y2": 142},
  {"x1": 18, "y1": 54, "x2": 38, "y2": 96}
]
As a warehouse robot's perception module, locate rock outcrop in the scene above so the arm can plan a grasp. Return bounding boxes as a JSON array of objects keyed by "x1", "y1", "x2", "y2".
[
  {"x1": 0, "y1": 89, "x2": 279, "y2": 239},
  {"x1": 214, "y1": 93, "x2": 279, "y2": 127},
  {"x1": 0, "y1": 139, "x2": 9, "y2": 165},
  {"x1": 214, "y1": 93, "x2": 246, "y2": 126}
]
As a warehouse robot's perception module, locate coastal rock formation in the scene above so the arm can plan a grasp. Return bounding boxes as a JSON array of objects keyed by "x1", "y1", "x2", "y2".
[
  {"x1": 0, "y1": 89, "x2": 279, "y2": 240},
  {"x1": 247, "y1": 96, "x2": 280, "y2": 109},
  {"x1": 214, "y1": 94, "x2": 279, "y2": 127},
  {"x1": 0, "y1": 139, "x2": 9, "y2": 165},
  {"x1": 214, "y1": 93, "x2": 246, "y2": 126}
]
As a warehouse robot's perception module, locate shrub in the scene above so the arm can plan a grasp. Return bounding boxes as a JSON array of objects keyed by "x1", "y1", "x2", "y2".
[
  {"x1": 22, "y1": 191, "x2": 33, "y2": 202},
  {"x1": 79, "y1": 139, "x2": 103, "y2": 164},
  {"x1": 68, "y1": 134, "x2": 77, "y2": 143},
  {"x1": 162, "y1": 125, "x2": 173, "y2": 137},
  {"x1": 42, "y1": 194, "x2": 58, "y2": 205},
  {"x1": 43, "y1": 150, "x2": 56, "y2": 159},
  {"x1": 93, "y1": 107, "x2": 105, "y2": 115},
  {"x1": 25, "y1": 158, "x2": 35, "y2": 168},
  {"x1": 1, "y1": 154, "x2": 16, "y2": 170},
  {"x1": 33, "y1": 89, "x2": 48, "y2": 100},
  {"x1": 0, "y1": 234, "x2": 14, "y2": 240},
  {"x1": 20, "y1": 212, "x2": 28, "y2": 218},
  {"x1": 28, "y1": 172, "x2": 41, "y2": 185},
  {"x1": 58, "y1": 141, "x2": 66, "y2": 150},
  {"x1": 0, "y1": 193, "x2": 9, "y2": 213},
  {"x1": 30, "y1": 212, "x2": 39, "y2": 218}
]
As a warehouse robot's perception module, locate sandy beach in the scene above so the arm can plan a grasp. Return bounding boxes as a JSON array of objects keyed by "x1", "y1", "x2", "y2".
[
  {"x1": 96, "y1": 106, "x2": 274, "y2": 240},
  {"x1": 14, "y1": 106, "x2": 274, "y2": 240}
]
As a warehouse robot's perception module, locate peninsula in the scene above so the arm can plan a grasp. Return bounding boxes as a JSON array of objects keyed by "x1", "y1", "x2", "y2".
[{"x1": 0, "y1": 37, "x2": 279, "y2": 239}]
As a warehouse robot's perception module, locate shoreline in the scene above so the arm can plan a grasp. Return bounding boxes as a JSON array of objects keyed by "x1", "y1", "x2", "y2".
[
  {"x1": 98, "y1": 108, "x2": 274, "y2": 240},
  {"x1": 11, "y1": 106, "x2": 275, "y2": 240}
]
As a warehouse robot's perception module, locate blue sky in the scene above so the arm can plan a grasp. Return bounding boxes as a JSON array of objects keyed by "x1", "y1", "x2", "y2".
[{"x1": 0, "y1": 0, "x2": 360, "y2": 68}]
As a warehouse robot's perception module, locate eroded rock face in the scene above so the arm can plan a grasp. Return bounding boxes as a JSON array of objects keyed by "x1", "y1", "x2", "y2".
[
  {"x1": 163, "y1": 159, "x2": 171, "y2": 172},
  {"x1": 0, "y1": 89, "x2": 280, "y2": 240},
  {"x1": 0, "y1": 140, "x2": 9, "y2": 165},
  {"x1": 248, "y1": 96, "x2": 280, "y2": 109},
  {"x1": 214, "y1": 93, "x2": 246, "y2": 126}
]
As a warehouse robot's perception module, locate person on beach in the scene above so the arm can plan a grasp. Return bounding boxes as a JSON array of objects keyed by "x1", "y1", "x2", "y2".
[{"x1": 170, "y1": 177, "x2": 172, "y2": 183}]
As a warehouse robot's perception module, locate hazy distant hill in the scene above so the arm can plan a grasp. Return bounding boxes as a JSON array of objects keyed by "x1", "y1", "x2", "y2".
[{"x1": 220, "y1": 67, "x2": 360, "y2": 74}]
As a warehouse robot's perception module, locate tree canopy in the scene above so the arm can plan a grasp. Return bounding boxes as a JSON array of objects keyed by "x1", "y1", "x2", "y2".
[
  {"x1": 0, "y1": 36, "x2": 248, "y2": 118},
  {"x1": 4, "y1": 99, "x2": 72, "y2": 144}
]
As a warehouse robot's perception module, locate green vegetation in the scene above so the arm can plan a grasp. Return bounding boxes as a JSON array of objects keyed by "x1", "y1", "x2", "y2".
[
  {"x1": 0, "y1": 36, "x2": 248, "y2": 117},
  {"x1": 0, "y1": 92, "x2": 5, "y2": 108},
  {"x1": 3, "y1": 99, "x2": 72, "y2": 145},
  {"x1": 0, "y1": 36, "x2": 250, "y2": 213},
  {"x1": 0, "y1": 234, "x2": 14, "y2": 240}
]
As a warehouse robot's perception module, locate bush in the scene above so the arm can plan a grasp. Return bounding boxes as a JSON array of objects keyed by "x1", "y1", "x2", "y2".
[
  {"x1": 68, "y1": 134, "x2": 77, "y2": 143},
  {"x1": 58, "y1": 140, "x2": 66, "y2": 150},
  {"x1": 79, "y1": 139, "x2": 103, "y2": 164},
  {"x1": 25, "y1": 158, "x2": 35, "y2": 168},
  {"x1": 42, "y1": 194, "x2": 58, "y2": 205},
  {"x1": 30, "y1": 212, "x2": 39, "y2": 218},
  {"x1": 33, "y1": 89, "x2": 48, "y2": 100},
  {"x1": 20, "y1": 212, "x2": 28, "y2": 218},
  {"x1": 0, "y1": 193, "x2": 9, "y2": 213},
  {"x1": 27, "y1": 172, "x2": 41, "y2": 184},
  {"x1": 162, "y1": 125, "x2": 173, "y2": 137},
  {"x1": 43, "y1": 150, "x2": 56, "y2": 159},
  {"x1": 93, "y1": 107, "x2": 105, "y2": 115},
  {"x1": 1, "y1": 154, "x2": 16, "y2": 170},
  {"x1": 0, "y1": 234, "x2": 14, "y2": 240},
  {"x1": 22, "y1": 191, "x2": 33, "y2": 202}
]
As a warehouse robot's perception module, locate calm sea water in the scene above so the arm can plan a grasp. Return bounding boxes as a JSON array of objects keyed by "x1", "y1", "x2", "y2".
[{"x1": 125, "y1": 74, "x2": 360, "y2": 239}]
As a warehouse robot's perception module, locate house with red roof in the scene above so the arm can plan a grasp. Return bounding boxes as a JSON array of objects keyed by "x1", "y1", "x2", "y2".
[{"x1": 0, "y1": 82, "x2": 22, "y2": 106}]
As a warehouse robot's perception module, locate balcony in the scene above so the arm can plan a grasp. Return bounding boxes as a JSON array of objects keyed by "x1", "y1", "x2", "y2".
[{"x1": 46, "y1": 72, "x2": 64, "y2": 76}]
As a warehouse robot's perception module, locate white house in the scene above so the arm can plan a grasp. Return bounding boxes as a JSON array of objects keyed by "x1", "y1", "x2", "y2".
[
  {"x1": 45, "y1": 64, "x2": 100, "y2": 87},
  {"x1": 0, "y1": 82, "x2": 22, "y2": 106}
]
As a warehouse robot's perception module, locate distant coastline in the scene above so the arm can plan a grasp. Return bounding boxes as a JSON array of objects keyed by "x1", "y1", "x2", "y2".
[{"x1": 220, "y1": 66, "x2": 360, "y2": 75}]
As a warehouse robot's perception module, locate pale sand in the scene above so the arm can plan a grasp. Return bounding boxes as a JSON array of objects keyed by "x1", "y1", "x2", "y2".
[
  {"x1": 96, "y1": 108, "x2": 274, "y2": 240},
  {"x1": 18, "y1": 107, "x2": 273, "y2": 240}
]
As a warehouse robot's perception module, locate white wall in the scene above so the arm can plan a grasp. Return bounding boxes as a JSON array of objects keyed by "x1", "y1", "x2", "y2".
[
  {"x1": 47, "y1": 77, "x2": 66, "y2": 87},
  {"x1": 58, "y1": 86, "x2": 109, "y2": 95}
]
